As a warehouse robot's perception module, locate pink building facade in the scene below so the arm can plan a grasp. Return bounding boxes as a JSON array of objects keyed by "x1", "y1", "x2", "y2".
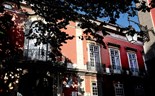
[
  {"x1": 1, "y1": 2, "x2": 147, "y2": 96},
  {"x1": 60, "y1": 22, "x2": 146, "y2": 96}
]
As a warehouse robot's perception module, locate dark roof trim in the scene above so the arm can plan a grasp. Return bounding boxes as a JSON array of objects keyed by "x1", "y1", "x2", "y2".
[
  {"x1": 107, "y1": 42, "x2": 120, "y2": 48},
  {"x1": 125, "y1": 47, "x2": 137, "y2": 52}
]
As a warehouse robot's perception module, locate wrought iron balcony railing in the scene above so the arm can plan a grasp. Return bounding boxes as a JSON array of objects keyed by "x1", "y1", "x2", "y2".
[
  {"x1": 122, "y1": 68, "x2": 146, "y2": 77},
  {"x1": 86, "y1": 63, "x2": 147, "y2": 77},
  {"x1": 129, "y1": 68, "x2": 139, "y2": 76},
  {"x1": 130, "y1": 68, "x2": 139, "y2": 72},
  {"x1": 23, "y1": 49, "x2": 51, "y2": 61},
  {"x1": 110, "y1": 65, "x2": 121, "y2": 70},
  {"x1": 106, "y1": 65, "x2": 144, "y2": 76},
  {"x1": 108, "y1": 65, "x2": 122, "y2": 74},
  {"x1": 87, "y1": 62, "x2": 103, "y2": 73}
]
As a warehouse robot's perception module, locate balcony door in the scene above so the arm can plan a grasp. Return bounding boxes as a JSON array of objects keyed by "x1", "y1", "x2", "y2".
[
  {"x1": 88, "y1": 43, "x2": 100, "y2": 71},
  {"x1": 23, "y1": 16, "x2": 50, "y2": 61},
  {"x1": 109, "y1": 48, "x2": 121, "y2": 73},
  {"x1": 127, "y1": 52, "x2": 139, "y2": 75}
]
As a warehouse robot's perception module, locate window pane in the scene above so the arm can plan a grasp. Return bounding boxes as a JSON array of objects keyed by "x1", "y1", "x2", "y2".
[
  {"x1": 115, "y1": 50, "x2": 118, "y2": 56},
  {"x1": 128, "y1": 52, "x2": 138, "y2": 73},
  {"x1": 89, "y1": 44, "x2": 100, "y2": 70},
  {"x1": 132, "y1": 54, "x2": 135, "y2": 59},
  {"x1": 89, "y1": 45, "x2": 94, "y2": 52},
  {"x1": 110, "y1": 49, "x2": 114, "y2": 55},
  {"x1": 95, "y1": 53, "x2": 100, "y2": 63},
  {"x1": 114, "y1": 83, "x2": 124, "y2": 96},
  {"x1": 111, "y1": 57, "x2": 115, "y2": 65},
  {"x1": 115, "y1": 56, "x2": 120, "y2": 66},
  {"x1": 128, "y1": 53, "x2": 137, "y2": 68},
  {"x1": 94, "y1": 46, "x2": 99, "y2": 52},
  {"x1": 90, "y1": 53, "x2": 94, "y2": 57},
  {"x1": 110, "y1": 48, "x2": 121, "y2": 68},
  {"x1": 92, "y1": 82, "x2": 98, "y2": 96}
]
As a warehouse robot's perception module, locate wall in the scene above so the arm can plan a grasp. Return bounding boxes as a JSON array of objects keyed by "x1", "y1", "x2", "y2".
[
  {"x1": 138, "y1": 0, "x2": 155, "y2": 61},
  {"x1": 101, "y1": 33, "x2": 144, "y2": 70},
  {"x1": 138, "y1": 1, "x2": 155, "y2": 96}
]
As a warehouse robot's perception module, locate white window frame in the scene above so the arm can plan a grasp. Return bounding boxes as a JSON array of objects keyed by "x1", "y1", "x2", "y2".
[
  {"x1": 114, "y1": 82, "x2": 124, "y2": 96},
  {"x1": 91, "y1": 81, "x2": 98, "y2": 96},
  {"x1": 109, "y1": 47, "x2": 122, "y2": 73},
  {"x1": 87, "y1": 43, "x2": 101, "y2": 71},
  {"x1": 127, "y1": 51, "x2": 139, "y2": 75},
  {"x1": 24, "y1": 17, "x2": 50, "y2": 61}
]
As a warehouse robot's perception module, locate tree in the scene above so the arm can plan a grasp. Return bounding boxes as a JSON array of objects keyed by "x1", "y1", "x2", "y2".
[
  {"x1": 0, "y1": 0, "x2": 155, "y2": 95},
  {"x1": 0, "y1": 0, "x2": 154, "y2": 55}
]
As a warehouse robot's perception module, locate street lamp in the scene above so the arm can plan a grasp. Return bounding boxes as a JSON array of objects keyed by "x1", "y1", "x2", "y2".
[
  {"x1": 123, "y1": 17, "x2": 155, "y2": 44},
  {"x1": 125, "y1": 25, "x2": 138, "y2": 43},
  {"x1": 126, "y1": 32, "x2": 138, "y2": 43}
]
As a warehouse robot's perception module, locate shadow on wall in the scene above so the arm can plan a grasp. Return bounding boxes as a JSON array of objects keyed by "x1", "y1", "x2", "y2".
[
  {"x1": 0, "y1": 48, "x2": 86, "y2": 96},
  {"x1": 144, "y1": 42, "x2": 155, "y2": 96}
]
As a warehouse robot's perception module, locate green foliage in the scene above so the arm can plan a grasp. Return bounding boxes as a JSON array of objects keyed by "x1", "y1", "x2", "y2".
[
  {"x1": 0, "y1": 0, "x2": 155, "y2": 95},
  {"x1": 0, "y1": 13, "x2": 14, "y2": 33},
  {"x1": 1, "y1": 0, "x2": 154, "y2": 52}
]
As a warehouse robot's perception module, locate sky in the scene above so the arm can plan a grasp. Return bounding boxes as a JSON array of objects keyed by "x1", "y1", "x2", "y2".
[
  {"x1": 98, "y1": 13, "x2": 141, "y2": 32},
  {"x1": 116, "y1": 14, "x2": 141, "y2": 31},
  {"x1": 98, "y1": 1, "x2": 141, "y2": 32}
]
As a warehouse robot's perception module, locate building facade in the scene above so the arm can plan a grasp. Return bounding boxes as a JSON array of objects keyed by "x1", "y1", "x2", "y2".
[
  {"x1": 59, "y1": 22, "x2": 146, "y2": 96},
  {"x1": 1, "y1": 2, "x2": 147, "y2": 96},
  {"x1": 138, "y1": 0, "x2": 155, "y2": 96}
]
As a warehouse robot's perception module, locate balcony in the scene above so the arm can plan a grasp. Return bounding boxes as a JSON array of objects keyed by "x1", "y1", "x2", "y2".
[
  {"x1": 121, "y1": 68, "x2": 139, "y2": 76},
  {"x1": 105, "y1": 65, "x2": 145, "y2": 77},
  {"x1": 86, "y1": 62, "x2": 103, "y2": 73},
  {"x1": 107, "y1": 65, "x2": 122, "y2": 74},
  {"x1": 130, "y1": 68, "x2": 139, "y2": 76},
  {"x1": 86, "y1": 63, "x2": 147, "y2": 77},
  {"x1": 23, "y1": 49, "x2": 51, "y2": 61}
]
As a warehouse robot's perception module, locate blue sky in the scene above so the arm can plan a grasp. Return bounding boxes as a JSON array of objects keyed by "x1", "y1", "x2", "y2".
[
  {"x1": 98, "y1": 13, "x2": 140, "y2": 32},
  {"x1": 116, "y1": 14, "x2": 140, "y2": 31},
  {"x1": 116, "y1": 1, "x2": 140, "y2": 32}
]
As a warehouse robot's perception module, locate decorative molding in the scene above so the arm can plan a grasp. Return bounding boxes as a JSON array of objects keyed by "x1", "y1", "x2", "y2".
[{"x1": 76, "y1": 23, "x2": 85, "y2": 70}]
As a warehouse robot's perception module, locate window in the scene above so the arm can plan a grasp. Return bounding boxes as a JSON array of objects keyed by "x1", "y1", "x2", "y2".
[
  {"x1": 109, "y1": 48, "x2": 121, "y2": 72},
  {"x1": 134, "y1": 85, "x2": 144, "y2": 96},
  {"x1": 88, "y1": 43, "x2": 100, "y2": 71},
  {"x1": 92, "y1": 82, "x2": 98, "y2": 96},
  {"x1": 24, "y1": 39, "x2": 50, "y2": 61},
  {"x1": 114, "y1": 82, "x2": 124, "y2": 96},
  {"x1": 24, "y1": 19, "x2": 51, "y2": 61},
  {"x1": 127, "y1": 52, "x2": 139, "y2": 75}
]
